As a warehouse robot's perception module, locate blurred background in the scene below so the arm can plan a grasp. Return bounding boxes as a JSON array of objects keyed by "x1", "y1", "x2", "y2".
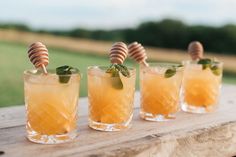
[{"x1": 0, "y1": 0, "x2": 236, "y2": 107}]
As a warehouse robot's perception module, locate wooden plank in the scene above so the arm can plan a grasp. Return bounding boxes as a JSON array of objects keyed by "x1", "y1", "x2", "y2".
[{"x1": 0, "y1": 84, "x2": 236, "y2": 157}]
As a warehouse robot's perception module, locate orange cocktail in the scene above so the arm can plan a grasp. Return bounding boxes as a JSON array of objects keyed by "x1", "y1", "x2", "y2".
[
  {"x1": 24, "y1": 69, "x2": 80, "y2": 144},
  {"x1": 88, "y1": 66, "x2": 136, "y2": 131},
  {"x1": 182, "y1": 60, "x2": 223, "y2": 113},
  {"x1": 140, "y1": 63, "x2": 183, "y2": 121}
]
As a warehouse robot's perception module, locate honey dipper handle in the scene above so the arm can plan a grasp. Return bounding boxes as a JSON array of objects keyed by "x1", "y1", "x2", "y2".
[
  {"x1": 41, "y1": 64, "x2": 48, "y2": 74},
  {"x1": 141, "y1": 61, "x2": 149, "y2": 67}
]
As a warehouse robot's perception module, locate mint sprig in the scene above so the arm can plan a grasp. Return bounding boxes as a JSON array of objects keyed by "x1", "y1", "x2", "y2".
[
  {"x1": 197, "y1": 58, "x2": 221, "y2": 76},
  {"x1": 197, "y1": 58, "x2": 212, "y2": 70},
  {"x1": 210, "y1": 65, "x2": 221, "y2": 76},
  {"x1": 56, "y1": 65, "x2": 78, "y2": 83},
  {"x1": 165, "y1": 68, "x2": 176, "y2": 78},
  {"x1": 164, "y1": 64, "x2": 182, "y2": 78},
  {"x1": 106, "y1": 64, "x2": 130, "y2": 89}
]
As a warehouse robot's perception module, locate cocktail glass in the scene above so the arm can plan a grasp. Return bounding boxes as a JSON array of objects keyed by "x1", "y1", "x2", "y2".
[
  {"x1": 24, "y1": 69, "x2": 80, "y2": 144},
  {"x1": 88, "y1": 66, "x2": 136, "y2": 131},
  {"x1": 140, "y1": 63, "x2": 183, "y2": 121},
  {"x1": 181, "y1": 60, "x2": 223, "y2": 113}
]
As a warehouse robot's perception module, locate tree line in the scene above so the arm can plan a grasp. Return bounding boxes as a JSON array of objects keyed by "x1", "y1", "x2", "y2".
[{"x1": 1, "y1": 19, "x2": 236, "y2": 55}]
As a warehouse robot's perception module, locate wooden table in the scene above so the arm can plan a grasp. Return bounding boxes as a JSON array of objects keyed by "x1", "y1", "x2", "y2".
[{"x1": 1, "y1": 84, "x2": 236, "y2": 157}]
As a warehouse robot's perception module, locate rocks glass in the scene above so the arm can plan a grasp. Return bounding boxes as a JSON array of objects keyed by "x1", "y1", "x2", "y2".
[
  {"x1": 87, "y1": 66, "x2": 136, "y2": 131},
  {"x1": 140, "y1": 63, "x2": 183, "y2": 121},
  {"x1": 24, "y1": 69, "x2": 80, "y2": 144}
]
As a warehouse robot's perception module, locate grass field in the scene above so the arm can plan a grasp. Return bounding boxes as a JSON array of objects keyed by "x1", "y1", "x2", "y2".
[
  {"x1": 0, "y1": 41, "x2": 138, "y2": 107},
  {"x1": 0, "y1": 40, "x2": 235, "y2": 107},
  {"x1": 1, "y1": 29, "x2": 236, "y2": 73}
]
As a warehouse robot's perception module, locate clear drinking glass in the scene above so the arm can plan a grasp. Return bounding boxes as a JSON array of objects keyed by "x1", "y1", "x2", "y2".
[
  {"x1": 87, "y1": 66, "x2": 136, "y2": 131},
  {"x1": 140, "y1": 63, "x2": 183, "y2": 121},
  {"x1": 181, "y1": 61, "x2": 223, "y2": 113},
  {"x1": 24, "y1": 69, "x2": 80, "y2": 144}
]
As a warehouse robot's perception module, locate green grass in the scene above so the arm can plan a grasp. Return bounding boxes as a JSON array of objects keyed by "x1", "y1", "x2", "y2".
[
  {"x1": 0, "y1": 41, "x2": 235, "y2": 107},
  {"x1": 223, "y1": 72, "x2": 236, "y2": 84},
  {"x1": 0, "y1": 41, "x2": 138, "y2": 107}
]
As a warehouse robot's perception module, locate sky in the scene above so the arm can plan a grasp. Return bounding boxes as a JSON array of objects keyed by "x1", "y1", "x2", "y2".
[{"x1": 1, "y1": 0, "x2": 236, "y2": 30}]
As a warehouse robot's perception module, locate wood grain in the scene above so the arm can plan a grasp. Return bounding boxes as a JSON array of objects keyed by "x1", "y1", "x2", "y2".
[{"x1": 0, "y1": 84, "x2": 236, "y2": 157}]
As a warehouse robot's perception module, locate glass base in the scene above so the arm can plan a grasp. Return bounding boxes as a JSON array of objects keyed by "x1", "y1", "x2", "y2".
[
  {"x1": 181, "y1": 103, "x2": 216, "y2": 114},
  {"x1": 89, "y1": 115, "x2": 132, "y2": 131},
  {"x1": 140, "y1": 111, "x2": 176, "y2": 121},
  {"x1": 27, "y1": 129, "x2": 77, "y2": 144}
]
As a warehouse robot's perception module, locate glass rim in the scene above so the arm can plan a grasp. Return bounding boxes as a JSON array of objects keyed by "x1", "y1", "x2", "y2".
[
  {"x1": 146, "y1": 62, "x2": 182, "y2": 66},
  {"x1": 141, "y1": 62, "x2": 183, "y2": 71},
  {"x1": 87, "y1": 65, "x2": 136, "y2": 71},
  {"x1": 87, "y1": 65, "x2": 136, "y2": 76},
  {"x1": 24, "y1": 69, "x2": 81, "y2": 77},
  {"x1": 182, "y1": 60, "x2": 224, "y2": 66}
]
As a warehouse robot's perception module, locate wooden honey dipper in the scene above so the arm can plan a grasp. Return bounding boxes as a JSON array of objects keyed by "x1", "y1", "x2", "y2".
[
  {"x1": 188, "y1": 41, "x2": 204, "y2": 61},
  {"x1": 28, "y1": 42, "x2": 49, "y2": 74},
  {"x1": 109, "y1": 42, "x2": 128, "y2": 64},
  {"x1": 128, "y1": 42, "x2": 148, "y2": 66}
]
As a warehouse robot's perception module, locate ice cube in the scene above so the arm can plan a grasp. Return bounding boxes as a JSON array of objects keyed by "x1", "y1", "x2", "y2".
[
  {"x1": 26, "y1": 72, "x2": 57, "y2": 84},
  {"x1": 144, "y1": 66, "x2": 166, "y2": 75},
  {"x1": 186, "y1": 64, "x2": 202, "y2": 71}
]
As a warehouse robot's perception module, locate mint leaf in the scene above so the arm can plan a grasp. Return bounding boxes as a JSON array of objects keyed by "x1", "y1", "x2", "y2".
[
  {"x1": 106, "y1": 64, "x2": 130, "y2": 89},
  {"x1": 106, "y1": 64, "x2": 119, "y2": 77},
  {"x1": 197, "y1": 58, "x2": 212, "y2": 64},
  {"x1": 56, "y1": 65, "x2": 78, "y2": 83},
  {"x1": 115, "y1": 64, "x2": 130, "y2": 77},
  {"x1": 197, "y1": 58, "x2": 212, "y2": 70},
  {"x1": 165, "y1": 68, "x2": 176, "y2": 78},
  {"x1": 110, "y1": 77, "x2": 123, "y2": 89},
  {"x1": 164, "y1": 64, "x2": 182, "y2": 78},
  {"x1": 197, "y1": 58, "x2": 222, "y2": 76},
  {"x1": 211, "y1": 65, "x2": 221, "y2": 76}
]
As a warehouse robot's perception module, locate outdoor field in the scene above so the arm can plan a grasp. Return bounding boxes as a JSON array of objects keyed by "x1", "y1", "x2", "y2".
[
  {"x1": 0, "y1": 40, "x2": 139, "y2": 107},
  {"x1": 0, "y1": 32, "x2": 236, "y2": 107}
]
